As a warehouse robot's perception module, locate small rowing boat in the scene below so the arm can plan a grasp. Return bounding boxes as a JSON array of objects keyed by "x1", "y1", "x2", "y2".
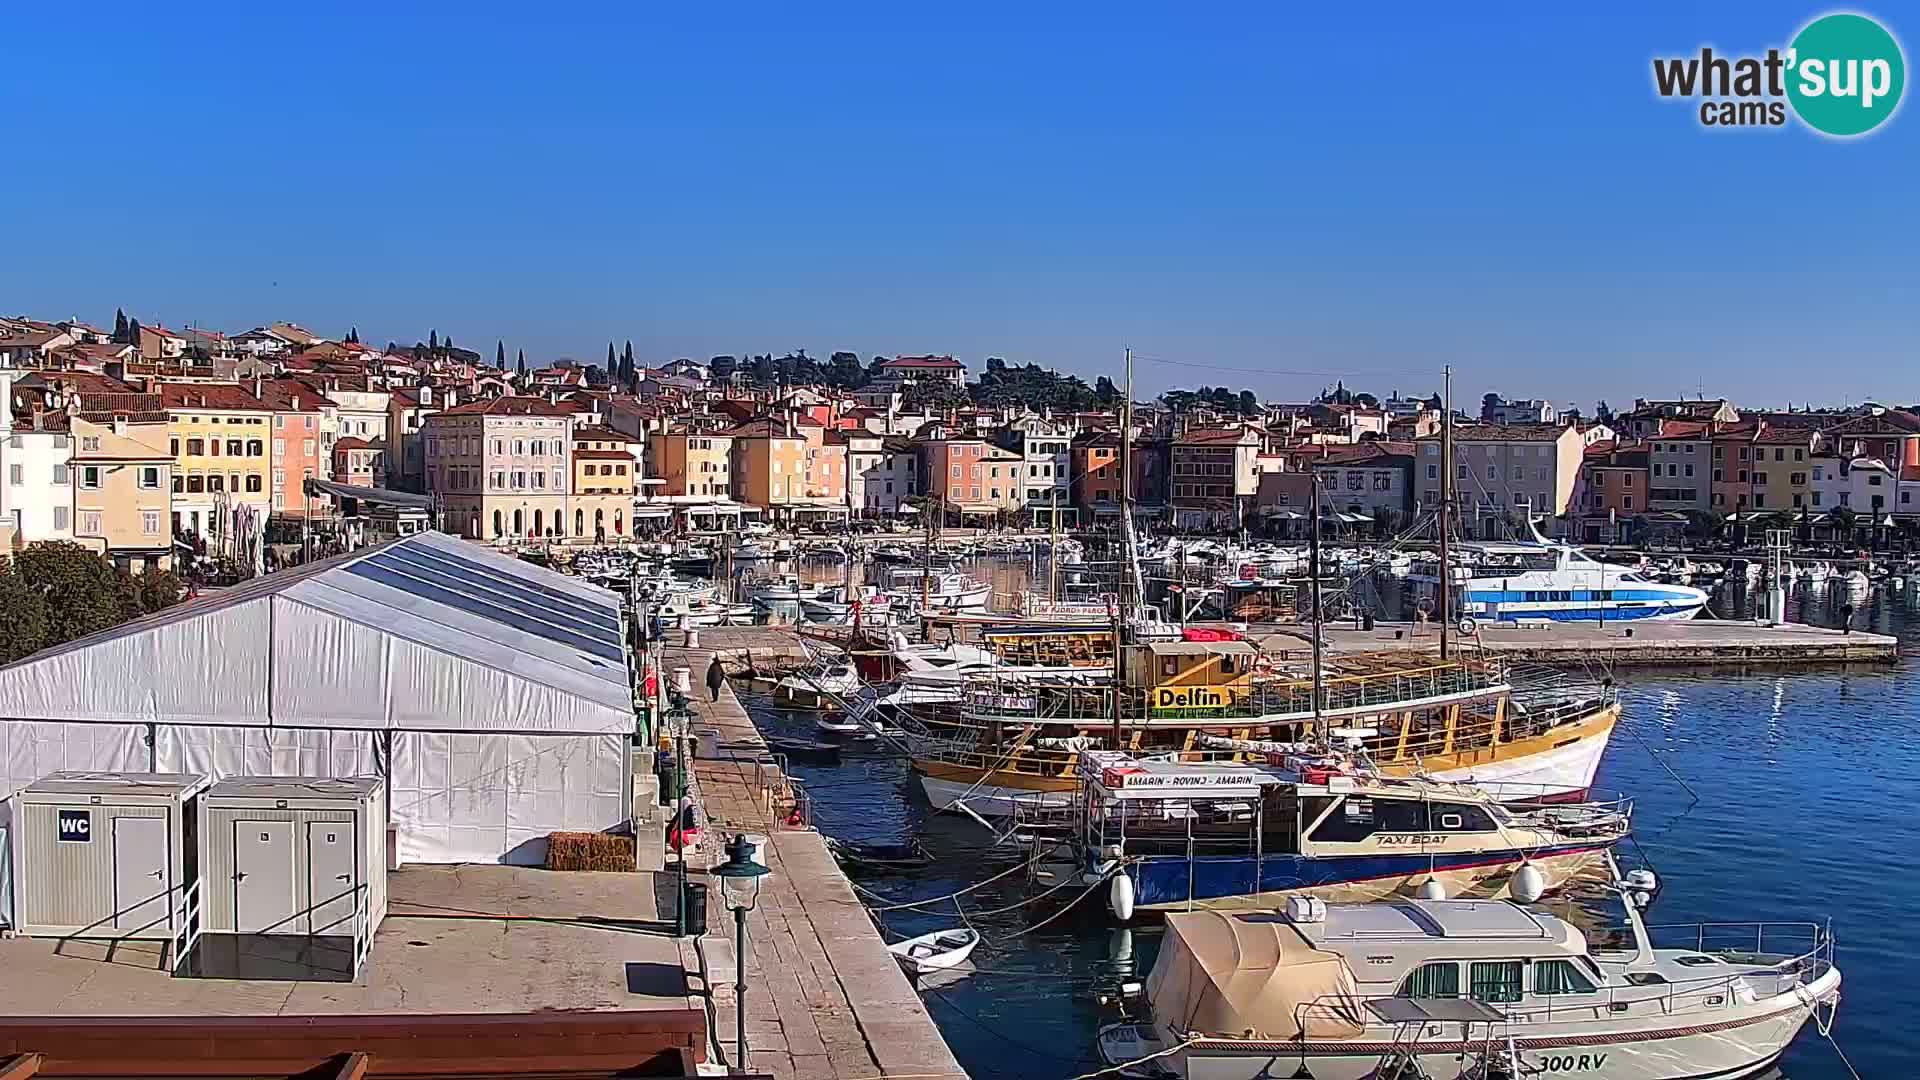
[{"x1": 887, "y1": 927, "x2": 980, "y2": 974}]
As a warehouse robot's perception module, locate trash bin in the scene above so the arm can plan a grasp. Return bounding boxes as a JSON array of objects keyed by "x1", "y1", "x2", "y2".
[
  {"x1": 682, "y1": 881, "x2": 709, "y2": 936},
  {"x1": 1362, "y1": 612, "x2": 1376, "y2": 631}
]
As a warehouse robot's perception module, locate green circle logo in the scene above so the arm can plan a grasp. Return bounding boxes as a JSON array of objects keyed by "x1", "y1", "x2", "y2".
[{"x1": 1787, "y1": 13, "x2": 1906, "y2": 136}]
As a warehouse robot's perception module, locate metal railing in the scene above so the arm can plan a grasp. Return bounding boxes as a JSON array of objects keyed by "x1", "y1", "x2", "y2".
[
  {"x1": 351, "y1": 882, "x2": 374, "y2": 980},
  {"x1": 170, "y1": 878, "x2": 204, "y2": 976}
]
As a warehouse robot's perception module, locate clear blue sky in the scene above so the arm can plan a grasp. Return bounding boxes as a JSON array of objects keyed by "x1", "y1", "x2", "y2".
[{"x1": 3, "y1": 3, "x2": 1913, "y2": 408}]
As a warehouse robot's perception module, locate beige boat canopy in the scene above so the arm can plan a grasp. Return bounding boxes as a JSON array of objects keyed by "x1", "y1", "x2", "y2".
[{"x1": 1146, "y1": 910, "x2": 1365, "y2": 1042}]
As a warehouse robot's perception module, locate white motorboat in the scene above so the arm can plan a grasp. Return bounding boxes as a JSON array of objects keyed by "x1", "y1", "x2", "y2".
[
  {"x1": 653, "y1": 595, "x2": 755, "y2": 627},
  {"x1": 885, "y1": 570, "x2": 992, "y2": 611},
  {"x1": 751, "y1": 573, "x2": 817, "y2": 603},
  {"x1": 799, "y1": 584, "x2": 894, "y2": 623},
  {"x1": 770, "y1": 662, "x2": 864, "y2": 709},
  {"x1": 887, "y1": 928, "x2": 980, "y2": 974},
  {"x1": 1096, "y1": 877, "x2": 1840, "y2": 1080},
  {"x1": 732, "y1": 540, "x2": 772, "y2": 560}
]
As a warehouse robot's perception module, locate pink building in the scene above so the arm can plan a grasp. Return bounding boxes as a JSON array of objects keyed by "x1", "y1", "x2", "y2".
[{"x1": 257, "y1": 378, "x2": 335, "y2": 517}]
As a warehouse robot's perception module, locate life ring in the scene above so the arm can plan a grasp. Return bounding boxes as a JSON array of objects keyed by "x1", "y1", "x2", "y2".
[{"x1": 1457, "y1": 616, "x2": 1478, "y2": 635}]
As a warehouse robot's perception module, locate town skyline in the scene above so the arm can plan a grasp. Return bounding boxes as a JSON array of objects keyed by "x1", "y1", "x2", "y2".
[{"x1": 4, "y1": 4, "x2": 1914, "y2": 407}]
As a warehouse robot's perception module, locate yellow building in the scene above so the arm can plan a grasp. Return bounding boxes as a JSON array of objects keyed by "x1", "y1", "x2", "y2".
[
  {"x1": 70, "y1": 415, "x2": 174, "y2": 572},
  {"x1": 727, "y1": 419, "x2": 808, "y2": 514},
  {"x1": 649, "y1": 428, "x2": 734, "y2": 498},
  {"x1": 571, "y1": 425, "x2": 640, "y2": 542},
  {"x1": 159, "y1": 382, "x2": 273, "y2": 544}
]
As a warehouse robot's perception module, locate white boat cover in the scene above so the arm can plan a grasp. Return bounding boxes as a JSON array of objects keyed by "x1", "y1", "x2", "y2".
[
  {"x1": 0, "y1": 532, "x2": 636, "y2": 865},
  {"x1": 1146, "y1": 910, "x2": 1366, "y2": 1042}
]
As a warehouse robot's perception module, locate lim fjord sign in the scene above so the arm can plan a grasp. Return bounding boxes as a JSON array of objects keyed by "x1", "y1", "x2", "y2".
[
  {"x1": 1653, "y1": 12, "x2": 1905, "y2": 136},
  {"x1": 1154, "y1": 685, "x2": 1231, "y2": 711}
]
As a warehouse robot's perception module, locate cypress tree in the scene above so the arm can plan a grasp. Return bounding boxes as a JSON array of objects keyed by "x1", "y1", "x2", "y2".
[
  {"x1": 517, "y1": 349, "x2": 527, "y2": 378},
  {"x1": 496, "y1": 340, "x2": 506, "y2": 369},
  {"x1": 607, "y1": 342, "x2": 616, "y2": 371},
  {"x1": 429, "y1": 329, "x2": 438, "y2": 351},
  {"x1": 113, "y1": 309, "x2": 128, "y2": 342}
]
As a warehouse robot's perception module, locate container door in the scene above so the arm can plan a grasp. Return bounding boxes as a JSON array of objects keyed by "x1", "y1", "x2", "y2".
[
  {"x1": 306, "y1": 822, "x2": 356, "y2": 935},
  {"x1": 234, "y1": 820, "x2": 295, "y2": 933},
  {"x1": 112, "y1": 817, "x2": 169, "y2": 931}
]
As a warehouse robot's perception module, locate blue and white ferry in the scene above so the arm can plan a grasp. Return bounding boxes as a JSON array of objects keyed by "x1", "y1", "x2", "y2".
[{"x1": 1412, "y1": 526, "x2": 1708, "y2": 630}]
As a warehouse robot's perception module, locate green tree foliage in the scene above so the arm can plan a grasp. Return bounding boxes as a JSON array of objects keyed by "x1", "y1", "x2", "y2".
[
  {"x1": 903, "y1": 379, "x2": 971, "y2": 411},
  {"x1": 347, "y1": 326, "x2": 360, "y2": 344},
  {"x1": 496, "y1": 340, "x2": 506, "y2": 368},
  {"x1": 972, "y1": 358, "x2": 1097, "y2": 411},
  {"x1": 1094, "y1": 376, "x2": 1120, "y2": 407},
  {"x1": 113, "y1": 309, "x2": 129, "y2": 342},
  {"x1": 0, "y1": 543, "x2": 184, "y2": 664},
  {"x1": 1161, "y1": 385, "x2": 1259, "y2": 415},
  {"x1": 824, "y1": 351, "x2": 866, "y2": 389},
  {"x1": 429, "y1": 329, "x2": 438, "y2": 351}
]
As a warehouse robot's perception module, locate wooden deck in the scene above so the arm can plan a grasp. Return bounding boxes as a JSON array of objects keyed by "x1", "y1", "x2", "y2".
[{"x1": 661, "y1": 628, "x2": 966, "y2": 1080}]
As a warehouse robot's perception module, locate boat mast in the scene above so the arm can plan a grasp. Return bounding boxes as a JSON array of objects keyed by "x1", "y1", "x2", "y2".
[
  {"x1": 1309, "y1": 468, "x2": 1325, "y2": 740},
  {"x1": 1049, "y1": 486, "x2": 1060, "y2": 605},
  {"x1": 1438, "y1": 365, "x2": 1452, "y2": 661},
  {"x1": 1112, "y1": 347, "x2": 1135, "y2": 748}
]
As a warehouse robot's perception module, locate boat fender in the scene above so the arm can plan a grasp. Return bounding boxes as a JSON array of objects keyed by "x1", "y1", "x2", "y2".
[
  {"x1": 1109, "y1": 872, "x2": 1136, "y2": 921},
  {"x1": 1417, "y1": 878, "x2": 1447, "y2": 900},
  {"x1": 1510, "y1": 863, "x2": 1547, "y2": 904}
]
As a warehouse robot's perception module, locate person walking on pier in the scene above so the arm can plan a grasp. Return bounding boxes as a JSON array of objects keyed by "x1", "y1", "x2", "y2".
[{"x1": 706, "y1": 656, "x2": 726, "y2": 702}]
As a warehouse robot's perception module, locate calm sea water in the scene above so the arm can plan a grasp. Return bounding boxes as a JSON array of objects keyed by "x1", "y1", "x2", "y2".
[{"x1": 740, "y1": 557, "x2": 1912, "y2": 1078}]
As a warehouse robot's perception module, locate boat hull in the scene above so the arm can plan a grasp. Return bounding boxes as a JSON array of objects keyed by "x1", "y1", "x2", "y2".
[
  {"x1": 1119, "y1": 967, "x2": 1837, "y2": 1080},
  {"x1": 914, "y1": 702, "x2": 1619, "y2": 817},
  {"x1": 1125, "y1": 842, "x2": 1617, "y2": 911}
]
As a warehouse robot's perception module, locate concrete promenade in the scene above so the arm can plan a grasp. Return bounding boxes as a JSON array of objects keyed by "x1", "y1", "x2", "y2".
[{"x1": 661, "y1": 628, "x2": 966, "y2": 1080}]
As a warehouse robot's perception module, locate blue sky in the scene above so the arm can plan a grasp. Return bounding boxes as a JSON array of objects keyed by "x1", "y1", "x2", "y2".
[{"x1": 2, "y1": 3, "x2": 1913, "y2": 407}]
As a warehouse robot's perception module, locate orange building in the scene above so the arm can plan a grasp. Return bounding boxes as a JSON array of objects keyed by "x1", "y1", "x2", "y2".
[
  {"x1": 1072, "y1": 430, "x2": 1123, "y2": 519},
  {"x1": 256, "y1": 378, "x2": 335, "y2": 517}
]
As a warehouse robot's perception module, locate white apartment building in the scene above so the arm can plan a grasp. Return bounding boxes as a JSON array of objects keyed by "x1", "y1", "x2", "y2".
[{"x1": 845, "y1": 432, "x2": 917, "y2": 516}]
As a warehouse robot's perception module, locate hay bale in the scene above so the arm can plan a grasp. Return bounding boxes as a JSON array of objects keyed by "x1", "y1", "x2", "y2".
[{"x1": 545, "y1": 831, "x2": 637, "y2": 872}]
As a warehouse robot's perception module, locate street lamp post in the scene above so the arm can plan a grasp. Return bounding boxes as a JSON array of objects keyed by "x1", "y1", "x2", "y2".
[{"x1": 711, "y1": 833, "x2": 771, "y2": 1075}]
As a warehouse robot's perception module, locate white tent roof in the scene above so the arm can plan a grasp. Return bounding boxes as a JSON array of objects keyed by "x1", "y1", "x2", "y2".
[{"x1": 0, "y1": 531, "x2": 633, "y2": 734}]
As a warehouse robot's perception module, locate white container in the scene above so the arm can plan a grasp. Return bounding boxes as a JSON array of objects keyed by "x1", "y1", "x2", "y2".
[
  {"x1": 196, "y1": 776, "x2": 388, "y2": 941},
  {"x1": 9, "y1": 772, "x2": 210, "y2": 942}
]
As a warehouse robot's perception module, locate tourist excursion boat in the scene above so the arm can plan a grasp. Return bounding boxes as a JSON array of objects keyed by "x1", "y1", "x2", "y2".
[
  {"x1": 909, "y1": 637, "x2": 1618, "y2": 817},
  {"x1": 1410, "y1": 527, "x2": 1708, "y2": 631},
  {"x1": 1066, "y1": 749, "x2": 1630, "y2": 915},
  {"x1": 883, "y1": 568, "x2": 993, "y2": 611},
  {"x1": 1096, "y1": 875, "x2": 1840, "y2": 1080},
  {"x1": 798, "y1": 584, "x2": 894, "y2": 623}
]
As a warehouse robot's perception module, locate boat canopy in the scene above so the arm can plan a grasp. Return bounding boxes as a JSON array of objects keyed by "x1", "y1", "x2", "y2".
[{"x1": 1147, "y1": 910, "x2": 1365, "y2": 1042}]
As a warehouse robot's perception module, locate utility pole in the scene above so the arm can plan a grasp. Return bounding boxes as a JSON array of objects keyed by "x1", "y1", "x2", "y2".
[
  {"x1": 1438, "y1": 365, "x2": 1452, "y2": 661},
  {"x1": 1309, "y1": 469, "x2": 1325, "y2": 740}
]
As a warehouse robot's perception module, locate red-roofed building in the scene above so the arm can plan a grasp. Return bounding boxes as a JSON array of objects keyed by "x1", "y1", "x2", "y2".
[
  {"x1": 875, "y1": 354, "x2": 966, "y2": 387},
  {"x1": 1574, "y1": 441, "x2": 1651, "y2": 541},
  {"x1": 422, "y1": 395, "x2": 575, "y2": 544},
  {"x1": 331, "y1": 436, "x2": 386, "y2": 488},
  {"x1": 1171, "y1": 426, "x2": 1262, "y2": 529},
  {"x1": 157, "y1": 381, "x2": 274, "y2": 548}
]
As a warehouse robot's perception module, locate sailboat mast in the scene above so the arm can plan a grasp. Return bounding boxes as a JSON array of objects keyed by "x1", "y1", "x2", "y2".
[
  {"x1": 1438, "y1": 365, "x2": 1452, "y2": 661},
  {"x1": 1112, "y1": 347, "x2": 1134, "y2": 748},
  {"x1": 1309, "y1": 469, "x2": 1325, "y2": 739}
]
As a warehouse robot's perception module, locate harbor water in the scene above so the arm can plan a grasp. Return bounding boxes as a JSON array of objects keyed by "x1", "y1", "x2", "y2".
[{"x1": 741, "y1": 556, "x2": 1913, "y2": 1077}]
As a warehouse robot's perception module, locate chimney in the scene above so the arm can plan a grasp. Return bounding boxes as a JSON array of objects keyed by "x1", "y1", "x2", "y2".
[
  {"x1": 253, "y1": 375, "x2": 262, "y2": 398},
  {"x1": 291, "y1": 394, "x2": 301, "y2": 412},
  {"x1": 419, "y1": 385, "x2": 432, "y2": 405},
  {"x1": 113, "y1": 417, "x2": 128, "y2": 436}
]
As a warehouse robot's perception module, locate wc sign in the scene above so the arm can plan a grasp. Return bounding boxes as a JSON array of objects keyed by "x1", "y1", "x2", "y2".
[{"x1": 57, "y1": 809, "x2": 92, "y2": 843}]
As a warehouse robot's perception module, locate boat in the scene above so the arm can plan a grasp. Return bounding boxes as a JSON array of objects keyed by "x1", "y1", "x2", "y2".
[
  {"x1": 827, "y1": 837, "x2": 935, "y2": 872},
  {"x1": 1095, "y1": 878, "x2": 1840, "y2": 1080},
  {"x1": 732, "y1": 540, "x2": 772, "y2": 560},
  {"x1": 751, "y1": 573, "x2": 817, "y2": 603},
  {"x1": 816, "y1": 712, "x2": 865, "y2": 734},
  {"x1": 911, "y1": 639, "x2": 1619, "y2": 817},
  {"x1": 883, "y1": 568, "x2": 993, "y2": 611},
  {"x1": 770, "y1": 661, "x2": 864, "y2": 709},
  {"x1": 1409, "y1": 531, "x2": 1709, "y2": 631},
  {"x1": 653, "y1": 594, "x2": 757, "y2": 627},
  {"x1": 799, "y1": 584, "x2": 895, "y2": 623},
  {"x1": 1066, "y1": 749, "x2": 1630, "y2": 913},
  {"x1": 887, "y1": 928, "x2": 981, "y2": 974},
  {"x1": 765, "y1": 736, "x2": 843, "y2": 762}
]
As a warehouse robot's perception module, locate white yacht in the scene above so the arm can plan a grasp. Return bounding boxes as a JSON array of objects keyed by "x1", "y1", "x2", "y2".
[
  {"x1": 884, "y1": 569, "x2": 992, "y2": 611},
  {"x1": 1098, "y1": 881, "x2": 1840, "y2": 1080},
  {"x1": 1412, "y1": 527, "x2": 1707, "y2": 631},
  {"x1": 769, "y1": 661, "x2": 864, "y2": 709}
]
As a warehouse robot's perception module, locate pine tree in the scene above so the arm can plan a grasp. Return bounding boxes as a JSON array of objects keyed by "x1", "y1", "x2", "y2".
[
  {"x1": 496, "y1": 340, "x2": 506, "y2": 369},
  {"x1": 113, "y1": 309, "x2": 128, "y2": 342},
  {"x1": 429, "y1": 330, "x2": 438, "y2": 351}
]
